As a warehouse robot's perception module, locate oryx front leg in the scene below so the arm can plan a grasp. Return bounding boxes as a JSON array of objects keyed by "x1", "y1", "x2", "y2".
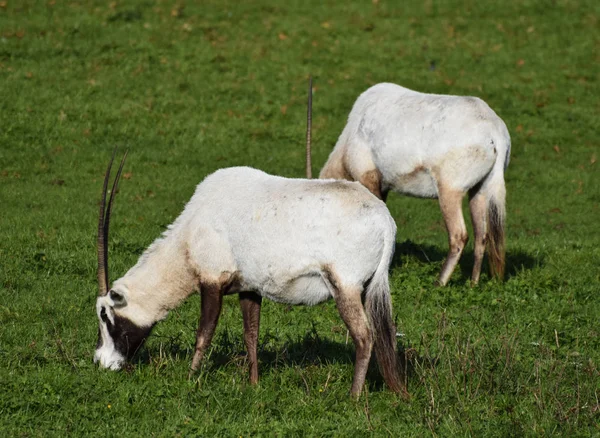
[
  {"x1": 190, "y1": 283, "x2": 223, "y2": 374},
  {"x1": 239, "y1": 291, "x2": 262, "y2": 385},
  {"x1": 469, "y1": 190, "x2": 488, "y2": 285},
  {"x1": 437, "y1": 187, "x2": 468, "y2": 286},
  {"x1": 333, "y1": 287, "x2": 373, "y2": 397}
]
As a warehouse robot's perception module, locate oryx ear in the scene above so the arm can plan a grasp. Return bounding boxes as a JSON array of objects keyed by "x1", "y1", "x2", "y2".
[{"x1": 109, "y1": 289, "x2": 126, "y2": 307}]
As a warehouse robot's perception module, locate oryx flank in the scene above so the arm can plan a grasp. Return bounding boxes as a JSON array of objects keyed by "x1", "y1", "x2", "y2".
[{"x1": 319, "y1": 83, "x2": 510, "y2": 286}]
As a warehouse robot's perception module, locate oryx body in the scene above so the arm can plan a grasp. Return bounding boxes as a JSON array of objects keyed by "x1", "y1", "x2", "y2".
[
  {"x1": 95, "y1": 162, "x2": 405, "y2": 397},
  {"x1": 320, "y1": 83, "x2": 510, "y2": 286}
]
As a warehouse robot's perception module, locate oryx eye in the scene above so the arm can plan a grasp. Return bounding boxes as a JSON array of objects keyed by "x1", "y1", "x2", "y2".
[{"x1": 100, "y1": 307, "x2": 109, "y2": 323}]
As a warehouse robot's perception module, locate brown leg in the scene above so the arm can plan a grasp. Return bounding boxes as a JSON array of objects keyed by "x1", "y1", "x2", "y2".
[
  {"x1": 469, "y1": 191, "x2": 488, "y2": 285},
  {"x1": 437, "y1": 187, "x2": 468, "y2": 286},
  {"x1": 333, "y1": 287, "x2": 373, "y2": 397},
  {"x1": 190, "y1": 283, "x2": 223, "y2": 373},
  {"x1": 359, "y1": 169, "x2": 386, "y2": 201},
  {"x1": 239, "y1": 291, "x2": 262, "y2": 385}
]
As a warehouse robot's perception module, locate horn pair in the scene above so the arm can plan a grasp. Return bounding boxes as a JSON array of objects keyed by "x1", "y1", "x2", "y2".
[{"x1": 97, "y1": 148, "x2": 128, "y2": 297}]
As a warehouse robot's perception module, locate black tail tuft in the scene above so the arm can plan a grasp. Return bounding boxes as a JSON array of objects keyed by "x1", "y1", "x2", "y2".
[
  {"x1": 487, "y1": 201, "x2": 505, "y2": 280},
  {"x1": 366, "y1": 285, "x2": 408, "y2": 397}
]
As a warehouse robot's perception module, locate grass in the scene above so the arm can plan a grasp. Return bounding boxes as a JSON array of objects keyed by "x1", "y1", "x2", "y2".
[{"x1": 1, "y1": 0, "x2": 599, "y2": 435}]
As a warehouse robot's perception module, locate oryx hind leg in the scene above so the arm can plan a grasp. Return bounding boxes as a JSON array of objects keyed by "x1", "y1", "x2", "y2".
[
  {"x1": 190, "y1": 283, "x2": 223, "y2": 374},
  {"x1": 332, "y1": 284, "x2": 373, "y2": 397},
  {"x1": 239, "y1": 291, "x2": 262, "y2": 385},
  {"x1": 437, "y1": 186, "x2": 468, "y2": 286},
  {"x1": 468, "y1": 188, "x2": 488, "y2": 285}
]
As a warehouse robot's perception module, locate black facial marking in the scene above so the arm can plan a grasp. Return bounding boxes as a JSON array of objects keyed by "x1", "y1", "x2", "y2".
[
  {"x1": 96, "y1": 327, "x2": 103, "y2": 349},
  {"x1": 100, "y1": 306, "x2": 109, "y2": 323},
  {"x1": 106, "y1": 314, "x2": 154, "y2": 359},
  {"x1": 97, "y1": 306, "x2": 109, "y2": 349}
]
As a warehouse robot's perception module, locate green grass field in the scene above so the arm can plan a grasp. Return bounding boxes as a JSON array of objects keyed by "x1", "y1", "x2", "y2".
[{"x1": 1, "y1": 0, "x2": 599, "y2": 435}]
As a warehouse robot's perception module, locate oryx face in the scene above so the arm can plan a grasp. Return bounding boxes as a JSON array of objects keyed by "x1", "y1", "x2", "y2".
[{"x1": 94, "y1": 289, "x2": 153, "y2": 370}]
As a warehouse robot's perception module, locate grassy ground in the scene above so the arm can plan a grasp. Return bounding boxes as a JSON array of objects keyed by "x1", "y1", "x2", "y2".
[{"x1": 1, "y1": 0, "x2": 599, "y2": 435}]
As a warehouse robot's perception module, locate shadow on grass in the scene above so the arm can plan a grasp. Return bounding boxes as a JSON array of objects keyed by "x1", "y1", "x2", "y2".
[
  {"x1": 140, "y1": 326, "x2": 426, "y2": 393},
  {"x1": 209, "y1": 334, "x2": 418, "y2": 393},
  {"x1": 392, "y1": 239, "x2": 543, "y2": 282}
]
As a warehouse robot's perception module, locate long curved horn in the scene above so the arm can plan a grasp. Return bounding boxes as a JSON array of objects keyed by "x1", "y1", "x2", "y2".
[
  {"x1": 98, "y1": 149, "x2": 116, "y2": 296},
  {"x1": 97, "y1": 148, "x2": 128, "y2": 297},
  {"x1": 305, "y1": 75, "x2": 313, "y2": 179}
]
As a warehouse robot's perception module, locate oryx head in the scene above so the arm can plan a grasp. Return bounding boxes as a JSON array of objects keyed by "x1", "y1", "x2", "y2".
[{"x1": 94, "y1": 150, "x2": 153, "y2": 370}]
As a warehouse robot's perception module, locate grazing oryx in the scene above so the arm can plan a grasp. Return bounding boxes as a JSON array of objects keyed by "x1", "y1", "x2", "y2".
[
  {"x1": 318, "y1": 83, "x2": 510, "y2": 286},
  {"x1": 94, "y1": 151, "x2": 407, "y2": 397}
]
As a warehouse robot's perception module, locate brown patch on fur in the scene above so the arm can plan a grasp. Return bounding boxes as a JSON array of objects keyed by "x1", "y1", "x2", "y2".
[
  {"x1": 395, "y1": 165, "x2": 429, "y2": 188},
  {"x1": 402, "y1": 165, "x2": 426, "y2": 181},
  {"x1": 358, "y1": 169, "x2": 385, "y2": 201},
  {"x1": 184, "y1": 245, "x2": 203, "y2": 286}
]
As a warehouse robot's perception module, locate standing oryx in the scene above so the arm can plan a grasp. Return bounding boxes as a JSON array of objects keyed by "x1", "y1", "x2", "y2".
[
  {"x1": 318, "y1": 83, "x2": 510, "y2": 286},
  {"x1": 94, "y1": 150, "x2": 407, "y2": 398}
]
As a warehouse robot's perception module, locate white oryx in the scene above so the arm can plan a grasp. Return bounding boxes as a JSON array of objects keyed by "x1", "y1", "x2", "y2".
[
  {"x1": 94, "y1": 150, "x2": 407, "y2": 397},
  {"x1": 318, "y1": 83, "x2": 510, "y2": 286}
]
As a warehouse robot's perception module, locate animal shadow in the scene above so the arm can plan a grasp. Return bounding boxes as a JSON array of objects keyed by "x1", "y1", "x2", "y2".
[
  {"x1": 204, "y1": 328, "x2": 357, "y2": 374},
  {"x1": 393, "y1": 239, "x2": 542, "y2": 282},
  {"x1": 197, "y1": 328, "x2": 417, "y2": 393},
  {"x1": 142, "y1": 327, "x2": 416, "y2": 393}
]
